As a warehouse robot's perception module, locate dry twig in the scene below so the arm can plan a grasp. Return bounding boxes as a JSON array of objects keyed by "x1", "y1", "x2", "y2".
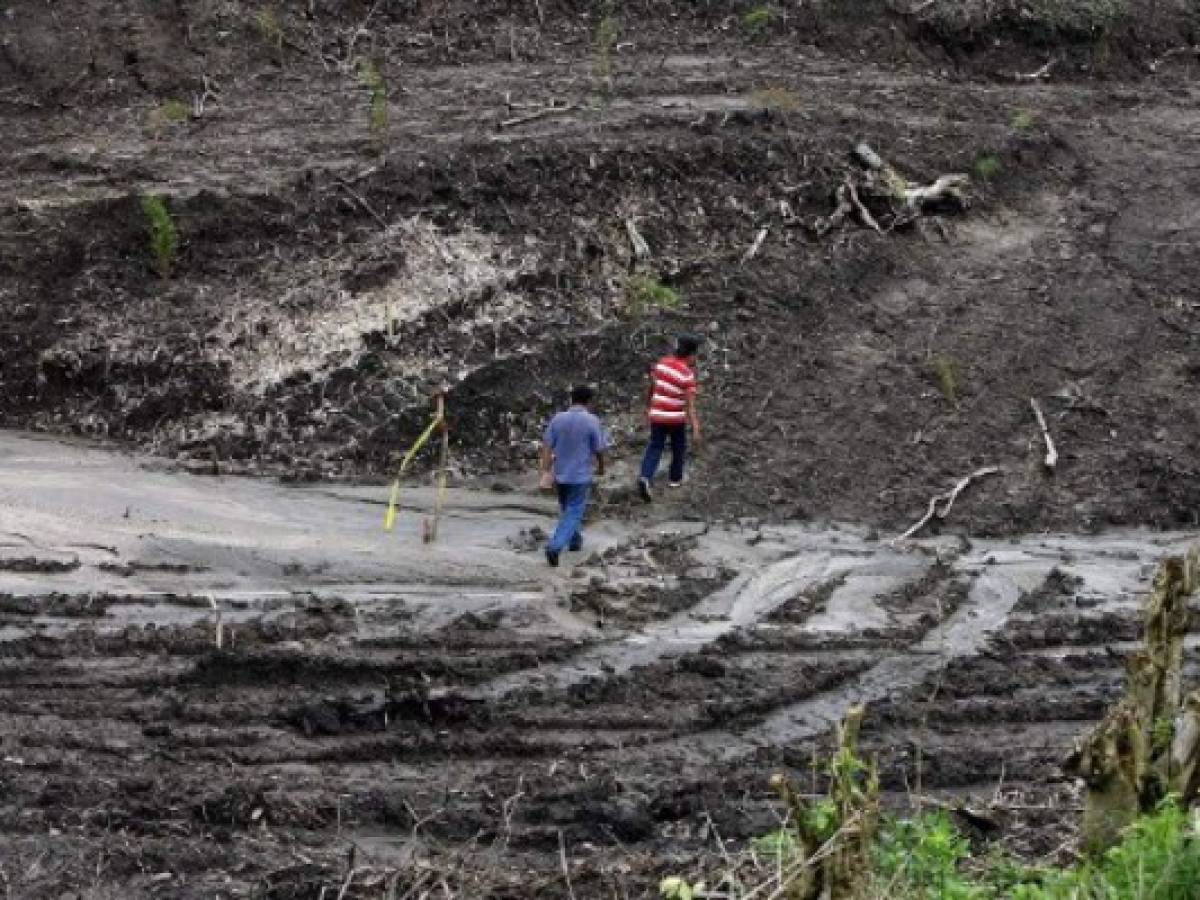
[{"x1": 893, "y1": 466, "x2": 1001, "y2": 543}]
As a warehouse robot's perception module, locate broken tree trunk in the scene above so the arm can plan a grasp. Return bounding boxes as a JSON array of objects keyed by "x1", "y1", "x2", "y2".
[
  {"x1": 819, "y1": 142, "x2": 970, "y2": 234},
  {"x1": 1066, "y1": 548, "x2": 1200, "y2": 853}
]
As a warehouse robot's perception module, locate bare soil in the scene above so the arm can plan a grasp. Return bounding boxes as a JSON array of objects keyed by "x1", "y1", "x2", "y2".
[{"x1": 3, "y1": 1, "x2": 1200, "y2": 897}]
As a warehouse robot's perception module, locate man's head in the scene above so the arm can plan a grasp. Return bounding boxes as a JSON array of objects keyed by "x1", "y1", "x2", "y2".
[
  {"x1": 570, "y1": 384, "x2": 595, "y2": 407},
  {"x1": 675, "y1": 334, "x2": 701, "y2": 362}
]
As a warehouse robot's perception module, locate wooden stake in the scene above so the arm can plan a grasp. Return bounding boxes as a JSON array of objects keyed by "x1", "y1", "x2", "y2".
[{"x1": 426, "y1": 392, "x2": 449, "y2": 544}]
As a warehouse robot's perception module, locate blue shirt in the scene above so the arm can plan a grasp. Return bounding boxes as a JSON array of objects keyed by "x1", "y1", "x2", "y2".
[{"x1": 544, "y1": 406, "x2": 609, "y2": 485}]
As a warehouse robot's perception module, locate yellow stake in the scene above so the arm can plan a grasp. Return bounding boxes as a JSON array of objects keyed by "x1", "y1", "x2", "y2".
[{"x1": 383, "y1": 411, "x2": 443, "y2": 532}]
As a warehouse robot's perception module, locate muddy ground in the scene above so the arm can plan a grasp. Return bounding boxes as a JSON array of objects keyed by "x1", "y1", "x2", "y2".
[
  {"x1": 1, "y1": 433, "x2": 1198, "y2": 898},
  {"x1": 3, "y1": 1, "x2": 1200, "y2": 897}
]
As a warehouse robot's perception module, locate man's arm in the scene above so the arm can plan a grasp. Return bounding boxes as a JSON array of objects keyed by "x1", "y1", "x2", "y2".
[
  {"x1": 643, "y1": 373, "x2": 655, "y2": 423},
  {"x1": 539, "y1": 442, "x2": 554, "y2": 476},
  {"x1": 687, "y1": 394, "x2": 702, "y2": 448}
]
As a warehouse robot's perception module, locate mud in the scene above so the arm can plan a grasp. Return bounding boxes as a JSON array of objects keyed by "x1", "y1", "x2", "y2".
[
  {"x1": 0, "y1": 434, "x2": 1196, "y2": 896},
  {"x1": 5, "y1": 1, "x2": 1200, "y2": 895}
]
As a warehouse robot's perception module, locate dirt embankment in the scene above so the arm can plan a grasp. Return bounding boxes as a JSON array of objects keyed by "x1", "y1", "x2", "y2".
[{"x1": 2, "y1": 0, "x2": 1199, "y2": 538}]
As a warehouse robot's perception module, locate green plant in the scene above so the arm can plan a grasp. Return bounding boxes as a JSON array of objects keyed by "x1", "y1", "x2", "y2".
[
  {"x1": 752, "y1": 826, "x2": 802, "y2": 862},
  {"x1": 358, "y1": 60, "x2": 388, "y2": 148},
  {"x1": 140, "y1": 194, "x2": 179, "y2": 279},
  {"x1": 875, "y1": 812, "x2": 984, "y2": 899},
  {"x1": 931, "y1": 354, "x2": 959, "y2": 403},
  {"x1": 974, "y1": 153, "x2": 1002, "y2": 181},
  {"x1": 1011, "y1": 109, "x2": 1036, "y2": 131},
  {"x1": 742, "y1": 5, "x2": 776, "y2": 33},
  {"x1": 627, "y1": 276, "x2": 680, "y2": 315}
]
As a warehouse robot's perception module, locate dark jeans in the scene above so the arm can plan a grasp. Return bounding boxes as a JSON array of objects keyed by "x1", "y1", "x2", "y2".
[
  {"x1": 548, "y1": 482, "x2": 589, "y2": 553},
  {"x1": 639, "y1": 423, "x2": 687, "y2": 483}
]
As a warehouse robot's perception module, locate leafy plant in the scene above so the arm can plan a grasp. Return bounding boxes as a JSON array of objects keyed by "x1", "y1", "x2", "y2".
[
  {"x1": 140, "y1": 194, "x2": 179, "y2": 279},
  {"x1": 742, "y1": 5, "x2": 776, "y2": 33},
  {"x1": 628, "y1": 276, "x2": 680, "y2": 315},
  {"x1": 358, "y1": 60, "x2": 388, "y2": 148},
  {"x1": 874, "y1": 811, "x2": 981, "y2": 899},
  {"x1": 752, "y1": 827, "x2": 801, "y2": 862}
]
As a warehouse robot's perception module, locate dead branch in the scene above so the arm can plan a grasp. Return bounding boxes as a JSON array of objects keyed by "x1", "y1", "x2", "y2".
[
  {"x1": 893, "y1": 466, "x2": 1001, "y2": 543},
  {"x1": 333, "y1": 178, "x2": 388, "y2": 228},
  {"x1": 192, "y1": 74, "x2": 220, "y2": 118},
  {"x1": 1149, "y1": 45, "x2": 1200, "y2": 73},
  {"x1": 624, "y1": 218, "x2": 651, "y2": 262},
  {"x1": 844, "y1": 180, "x2": 882, "y2": 233},
  {"x1": 558, "y1": 830, "x2": 576, "y2": 900},
  {"x1": 903, "y1": 174, "x2": 970, "y2": 209},
  {"x1": 1015, "y1": 57, "x2": 1058, "y2": 81},
  {"x1": 1030, "y1": 398, "x2": 1058, "y2": 470},
  {"x1": 497, "y1": 103, "x2": 577, "y2": 129},
  {"x1": 741, "y1": 227, "x2": 769, "y2": 264}
]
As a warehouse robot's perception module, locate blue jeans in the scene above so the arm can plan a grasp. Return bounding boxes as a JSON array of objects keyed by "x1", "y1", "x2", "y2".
[
  {"x1": 639, "y1": 424, "x2": 687, "y2": 483},
  {"x1": 548, "y1": 482, "x2": 590, "y2": 553}
]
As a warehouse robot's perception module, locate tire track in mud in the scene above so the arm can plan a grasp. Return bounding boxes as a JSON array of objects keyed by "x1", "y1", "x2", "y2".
[{"x1": 454, "y1": 548, "x2": 931, "y2": 701}]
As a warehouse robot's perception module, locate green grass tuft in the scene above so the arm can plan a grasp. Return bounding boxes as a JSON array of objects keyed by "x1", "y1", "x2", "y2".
[
  {"x1": 628, "y1": 276, "x2": 680, "y2": 316},
  {"x1": 139, "y1": 194, "x2": 179, "y2": 279},
  {"x1": 742, "y1": 6, "x2": 776, "y2": 33}
]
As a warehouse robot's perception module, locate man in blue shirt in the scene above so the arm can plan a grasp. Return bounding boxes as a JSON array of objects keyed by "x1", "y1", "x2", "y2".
[{"x1": 539, "y1": 385, "x2": 610, "y2": 567}]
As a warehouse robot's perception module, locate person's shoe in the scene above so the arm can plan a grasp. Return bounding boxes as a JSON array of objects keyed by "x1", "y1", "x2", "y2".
[
  {"x1": 545, "y1": 548, "x2": 560, "y2": 567},
  {"x1": 668, "y1": 480, "x2": 684, "y2": 488},
  {"x1": 568, "y1": 537, "x2": 583, "y2": 552},
  {"x1": 637, "y1": 477, "x2": 653, "y2": 503}
]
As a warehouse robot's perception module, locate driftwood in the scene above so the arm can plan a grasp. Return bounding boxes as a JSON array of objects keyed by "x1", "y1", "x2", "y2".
[
  {"x1": 1066, "y1": 549, "x2": 1200, "y2": 852},
  {"x1": 893, "y1": 466, "x2": 1000, "y2": 543}
]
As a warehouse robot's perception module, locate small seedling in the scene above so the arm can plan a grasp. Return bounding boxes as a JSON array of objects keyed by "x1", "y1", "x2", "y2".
[
  {"x1": 254, "y1": 6, "x2": 284, "y2": 59},
  {"x1": 146, "y1": 99, "x2": 190, "y2": 139},
  {"x1": 749, "y1": 86, "x2": 800, "y2": 112},
  {"x1": 594, "y1": 8, "x2": 618, "y2": 93},
  {"x1": 140, "y1": 194, "x2": 179, "y2": 279},
  {"x1": 742, "y1": 6, "x2": 776, "y2": 33},
  {"x1": 358, "y1": 60, "x2": 388, "y2": 148},
  {"x1": 931, "y1": 354, "x2": 959, "y2": 403},
  {"x1": 974, "y1": 153, "x2": 1002, "y2": 181},
  {"x1": 628, "y1": 276, "x2": 680, "y2": 316},
  {"x1": 1011, "y1": 108, "x2": 1035, "y2": 131}
]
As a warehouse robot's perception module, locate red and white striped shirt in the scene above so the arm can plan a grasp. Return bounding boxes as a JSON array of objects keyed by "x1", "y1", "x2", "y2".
[{"x1": 648, "y1": 355, "x2": 697, "y2": 425}]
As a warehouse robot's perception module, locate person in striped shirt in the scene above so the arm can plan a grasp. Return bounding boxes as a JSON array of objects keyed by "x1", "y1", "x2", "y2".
[{"x1": 637, "y1": 335, "x2": 702, "y2": 502}]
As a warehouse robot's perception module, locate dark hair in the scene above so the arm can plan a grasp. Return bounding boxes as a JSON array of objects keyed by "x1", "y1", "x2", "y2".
[
  {"x1": 675, "y1": 334, "x2": 701, "y2": 357},
  {"x1": 570, "y1": 384, "x2": 595, "y2": 405}
]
